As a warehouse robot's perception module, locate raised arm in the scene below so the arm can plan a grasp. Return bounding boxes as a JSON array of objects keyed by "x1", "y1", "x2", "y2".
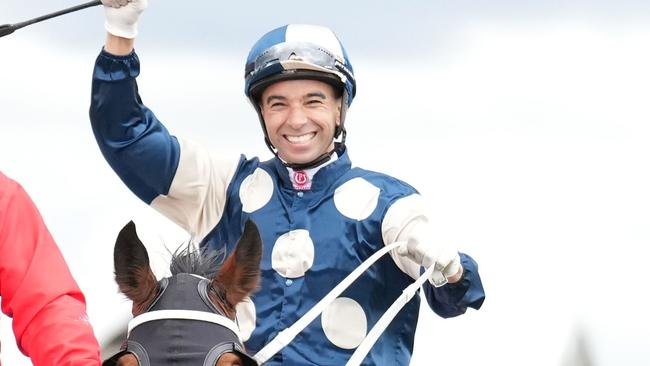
[
  {"x1": 0, "y1": 173, "x2": 101, "y2": 365},
  {"x1": 91, "y1": 0, "x2": 176, "y2": 205},
  {"x1": 90, "y1": 1, "x2": 240, "y2": 240}
]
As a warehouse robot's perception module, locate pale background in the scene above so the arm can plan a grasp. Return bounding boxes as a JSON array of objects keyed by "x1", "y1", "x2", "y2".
[{"x1": 1, "y1": 1, "x2": 649, "y2": 365}]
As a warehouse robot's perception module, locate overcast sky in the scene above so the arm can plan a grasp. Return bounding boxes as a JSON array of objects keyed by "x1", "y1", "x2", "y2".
[{"x1": 1, "y1": 1, "x2": 650, "y2": 365}]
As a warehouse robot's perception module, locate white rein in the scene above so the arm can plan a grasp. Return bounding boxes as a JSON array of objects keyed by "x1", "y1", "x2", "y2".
[{"x1": 253, "y1": 241, "x2": 445, "y2": 365}]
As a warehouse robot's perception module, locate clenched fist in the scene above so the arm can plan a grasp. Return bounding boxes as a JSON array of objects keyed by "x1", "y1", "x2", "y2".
[{"x1": 101, "y1": 0, "x2": 148, "y2": 38}]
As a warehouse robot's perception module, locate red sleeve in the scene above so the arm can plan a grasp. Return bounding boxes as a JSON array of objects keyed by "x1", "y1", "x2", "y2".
[{"x1": 0, "y1": 173, "x2": 101, "y2": 366}]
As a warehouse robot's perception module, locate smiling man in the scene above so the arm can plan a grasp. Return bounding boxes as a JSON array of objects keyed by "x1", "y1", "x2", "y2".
[
  {"x1": 260, "y1": 80, "x2": 341, "y2": 167},
  {"x1": 89, "y1": 1, "x2": 485, "y2": 365}
]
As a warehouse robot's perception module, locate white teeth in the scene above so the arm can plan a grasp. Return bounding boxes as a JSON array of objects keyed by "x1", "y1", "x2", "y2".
[{"x1": 286, "y1": 132, "x2": 315, "y2": 143}]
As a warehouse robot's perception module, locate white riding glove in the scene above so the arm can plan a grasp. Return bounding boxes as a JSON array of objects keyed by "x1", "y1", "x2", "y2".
[
  {"x1": 383, "y1": 194, "x2": 463, "y2": 287},
  {"x1": 397, "y1": 237, "x2": 461, "y2": 287},
  {"x1": 101, "y1": 0, "x2": 148, "y2": 39}
]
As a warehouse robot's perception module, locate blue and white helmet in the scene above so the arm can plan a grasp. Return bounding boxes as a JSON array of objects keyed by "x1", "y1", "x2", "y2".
[{"x1": 245, "y1": 24, "x2": 356, "y2": 109}]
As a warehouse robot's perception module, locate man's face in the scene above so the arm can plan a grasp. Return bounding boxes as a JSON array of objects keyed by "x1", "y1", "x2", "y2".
[{"x1": 260, "y1": 79, "x2": 341, "y2": 165}]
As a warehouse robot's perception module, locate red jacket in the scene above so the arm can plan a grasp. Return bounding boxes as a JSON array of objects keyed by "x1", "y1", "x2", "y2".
[{"x1": 0, "y1": 172, "x2": 101, "y2": 365}]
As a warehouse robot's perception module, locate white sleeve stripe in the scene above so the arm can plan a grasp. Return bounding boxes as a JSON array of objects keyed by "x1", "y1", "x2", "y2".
[
  {"x1": 381, "y1": 194, "x2": 429, "y2": 280},
  {"x1": 151, "y1": 138, "x2": 240, "y2": 242}
]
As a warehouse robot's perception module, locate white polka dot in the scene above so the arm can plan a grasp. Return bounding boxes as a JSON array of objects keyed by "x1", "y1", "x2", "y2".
[
  {"x1": 271, "y1": 230, "x2": 315, "y2": 278},
  {"x1": 286, "y1": 24, "x2": 345, "y2": 61},
  {"x1": 321, "y1": 297, "x2": 367, "y2": 349},
  {"x1": 235, "y1": 297, "x2": 256, "y2": 342},
  {"x1": 239, "y1": 168, "x2": 274, "y2": 213},
  {"x1": 334, "y1": 178, "x2": 380, "y2": 220}
]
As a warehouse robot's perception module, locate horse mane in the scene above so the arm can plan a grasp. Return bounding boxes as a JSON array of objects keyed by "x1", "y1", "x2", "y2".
[{"x1": 168, "y1": 243, "x2": 227, "y2": 278}]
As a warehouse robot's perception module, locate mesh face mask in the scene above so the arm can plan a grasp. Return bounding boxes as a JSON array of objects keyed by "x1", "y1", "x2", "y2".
[{"x1": 102, "y1": 274, "x2": 257, "y2": 366}]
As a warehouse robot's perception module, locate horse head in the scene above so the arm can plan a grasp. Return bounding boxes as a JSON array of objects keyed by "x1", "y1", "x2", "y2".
[{"x1": 103, "y1": 220, "x2": 262, "y2": 366}]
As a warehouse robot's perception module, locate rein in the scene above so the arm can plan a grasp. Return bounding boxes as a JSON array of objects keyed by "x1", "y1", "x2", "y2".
[
  {"x1": 253, "y1": 241, "x2": 446, "y2": 365},
  {"x1": 345, "y1": 261, "x2": 439, "y2": 365}
]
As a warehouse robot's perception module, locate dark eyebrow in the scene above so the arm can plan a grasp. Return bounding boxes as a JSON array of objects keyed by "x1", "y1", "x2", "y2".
[
  {"x1": 264, "y1": 91, "x2": 328, "y2": 105},
  {"x1": 264, "y1": 95, "x2": 287, "y2": 105},
  {"x1": 305, "y1": 92, "x2": 327, "y2": 100}
]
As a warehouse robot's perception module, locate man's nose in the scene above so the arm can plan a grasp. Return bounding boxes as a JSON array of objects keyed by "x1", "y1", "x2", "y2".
[{"x1": 286, "y1": 106, "x2": 308, "y2": 128}]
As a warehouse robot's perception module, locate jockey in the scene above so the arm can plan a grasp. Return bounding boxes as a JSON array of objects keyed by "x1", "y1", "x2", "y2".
[
  {"x1": 0, "y1": 171, "x2": 102, "y2": 365},
  {"x1": 91, "y1": 1, "x2": 485, "y2": 365}
]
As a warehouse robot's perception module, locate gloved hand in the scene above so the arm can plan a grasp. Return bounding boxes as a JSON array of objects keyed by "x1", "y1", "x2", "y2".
[
  {"x1": 101, "y1": 0, "x2": 148, "y2": 39},
  {"x1": 397, "y1": 238, "x2": 462, "y2": 287}
]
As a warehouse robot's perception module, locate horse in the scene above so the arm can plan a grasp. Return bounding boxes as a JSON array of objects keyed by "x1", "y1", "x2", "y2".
[{"x1": 102, "y1": 220, "x2": 262, "y2": 366}]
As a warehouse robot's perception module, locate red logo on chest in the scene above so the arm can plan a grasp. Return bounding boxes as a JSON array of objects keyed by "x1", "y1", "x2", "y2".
[{"x1": 292, "y1": 170, "x2": 311, "y2": 190}]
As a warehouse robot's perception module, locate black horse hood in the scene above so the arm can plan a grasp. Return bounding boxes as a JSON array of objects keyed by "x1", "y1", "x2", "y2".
[{"x1": 103, "y1": 273, "x2": 257, "y2": 366}]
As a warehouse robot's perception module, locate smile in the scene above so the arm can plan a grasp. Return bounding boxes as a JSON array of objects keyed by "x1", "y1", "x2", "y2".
[{"x1": 285, "y1": 132, "x2": 316, "y2": 143}]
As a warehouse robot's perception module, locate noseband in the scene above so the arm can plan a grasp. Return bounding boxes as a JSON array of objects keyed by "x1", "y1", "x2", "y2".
[{"x1": 103, "y1": 273, "x2": 257, "y2": 366}]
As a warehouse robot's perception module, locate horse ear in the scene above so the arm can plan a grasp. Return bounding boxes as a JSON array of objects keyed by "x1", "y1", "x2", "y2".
[
  {"x1": 114, "y1": 221, "x2": 158, "y2": 306},
  {"x1": 215, "y1": 219, "x2": 263, "y2": 307}
]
